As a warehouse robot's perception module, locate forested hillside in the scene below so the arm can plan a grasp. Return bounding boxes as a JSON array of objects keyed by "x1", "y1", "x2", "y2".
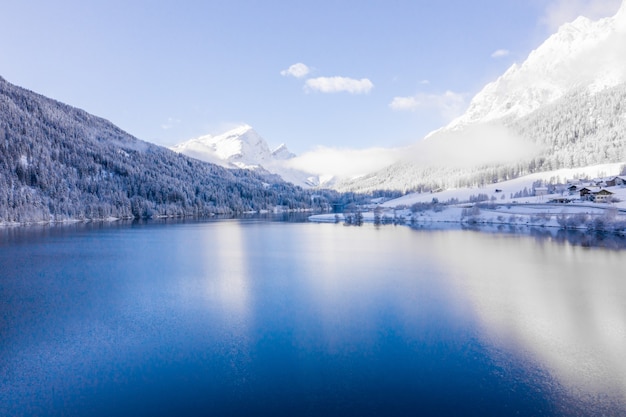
[
  {"x1": 336, "y1": 84, "x2": 626, "y2": 193},
  {"x1": 0, "y1": 76, "x2": 334, "y2": 223},
  {"x1": 509, "y1": 84, "x2": 626, "y2": 171}
]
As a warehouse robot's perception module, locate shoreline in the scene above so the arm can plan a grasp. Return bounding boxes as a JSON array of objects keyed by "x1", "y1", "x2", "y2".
[{"x1": 308, "y1": 202, "x2": 626, "y2": 235}]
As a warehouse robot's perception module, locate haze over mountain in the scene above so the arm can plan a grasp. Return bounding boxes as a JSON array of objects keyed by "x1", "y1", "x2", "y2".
[
  {"x1": 338, "y1": 1, "x2": 626, "y2": 193},
  {"x1": 172, "y1": 125, "x2": 404, "y2": 189}
]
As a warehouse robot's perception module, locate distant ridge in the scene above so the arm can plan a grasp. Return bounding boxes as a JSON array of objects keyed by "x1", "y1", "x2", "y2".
[
  {"x1": 0, "y1": 76, "x2": 333, "y2": 223},
  {"x1": 171, "y1": 125, "x2": 327, "y2": 188}
]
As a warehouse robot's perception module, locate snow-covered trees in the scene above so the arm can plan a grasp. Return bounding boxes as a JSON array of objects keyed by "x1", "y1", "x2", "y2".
[
  {"x1": 337, "y1": 83, "x2": 626, "y2": 194},
  {"x1": 0, "y1": 76, "x2": 337, "y2": 223}
]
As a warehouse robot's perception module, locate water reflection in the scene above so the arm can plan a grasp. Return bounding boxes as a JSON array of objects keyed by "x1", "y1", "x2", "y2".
[
  {"x1": 2, "y1": 220, "x2": 626, "y2": 416},
  {"x1": 202, "y1": 221, "x2": 252, "y2": 319},
  {"x1": 428, "y1": 231, "x2": 626, "y2": 410},
  {"x1": 425, "y1": 222, "x2": 626, "y2": 250}
]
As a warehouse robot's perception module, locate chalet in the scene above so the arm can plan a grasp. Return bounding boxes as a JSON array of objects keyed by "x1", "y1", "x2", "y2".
[
  {"x1": 593, "y1": 189, "x2": 614, "y2": 203},
  {"x1": 567, "y1": 185, "x2": 579, "y2": 195},
  {"x1": 610, "y1": 176, "x2": 626, "y2": 186},
  {"x1": 579, "y1": 187, "x2": 599, "y2": 200}
]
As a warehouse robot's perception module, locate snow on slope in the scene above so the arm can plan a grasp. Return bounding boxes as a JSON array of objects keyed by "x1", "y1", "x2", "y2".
[
  {"x1": 449, "y1": 0, "x2": 626, "y2": 128},
  {"x1": 171, "y1": 125, "x2": 274, "y2": 169},
  {"x1": 340, "y1": 3, "x2": 626, "y2": 193},
  {"x1": 382, "y1": 163, "x2": 625, "y2": 208},
  {"x1": 271, "y1": 143, "x2": 296, "y2": 160},
  {"x1": 171, "y1": 125, "x2": 329, "y2": 188}
]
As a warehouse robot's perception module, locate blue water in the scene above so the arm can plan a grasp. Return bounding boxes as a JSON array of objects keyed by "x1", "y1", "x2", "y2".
[{"x1": 1, "y1": 219, "x2": 625, "y2": 416}]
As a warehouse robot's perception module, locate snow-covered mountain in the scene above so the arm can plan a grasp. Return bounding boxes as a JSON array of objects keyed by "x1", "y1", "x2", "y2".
[
  {"x1": 171, "y1": 125, "x2": 327, "y2": 188},
  {"x1": 171, "y1": 125, "x2": 276, "y2": 169},
  {"x1": 271, "y1": 143, "x2": 296, "y2": 160},
  {"x1": 340, "y1": 1, "x2": 626, "y2": 193},
  {"x1": 450, "y1": 1, "x2": 626, "y2": 128}
]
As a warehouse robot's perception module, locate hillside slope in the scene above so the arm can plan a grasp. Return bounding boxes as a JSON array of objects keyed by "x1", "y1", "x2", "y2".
[
  {"x1": 0, "y1": 76, "x2": 330, "y2": 223},
  {"x1": 339, "y1": 2, "x2": 626, "y2": 193}
]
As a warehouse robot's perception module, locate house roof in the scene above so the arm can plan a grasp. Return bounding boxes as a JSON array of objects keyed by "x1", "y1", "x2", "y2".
[{"x1": 595, "y1": 189, "x2": 614, "y2": 195}]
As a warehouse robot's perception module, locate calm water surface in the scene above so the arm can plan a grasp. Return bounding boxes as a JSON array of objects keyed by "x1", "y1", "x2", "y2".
[{"x1": 1, "y1": 219, "x2": 625, "y2": 416}]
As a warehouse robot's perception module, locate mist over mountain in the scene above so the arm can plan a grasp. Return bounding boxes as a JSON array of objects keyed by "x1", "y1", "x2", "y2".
[
  {"x1": 0, "y1": 76, "x2": 334, "y2": 223},
  {"x1": 339, "y1": 2, "x2": 626, "y2": 193}
]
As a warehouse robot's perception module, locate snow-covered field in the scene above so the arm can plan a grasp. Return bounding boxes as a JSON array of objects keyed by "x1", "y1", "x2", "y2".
[
  {"x1": 381, "y1": 163, "x2": 626, "y2": 207},
  {"x1": 310, "y1": 164, "x2": 626, "y2": 233}
]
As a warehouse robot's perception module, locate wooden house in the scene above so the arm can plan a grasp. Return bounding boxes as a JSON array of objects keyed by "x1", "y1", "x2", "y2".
[
  {"x1": 593, "y1": 189, "x2": 614, "y2": 203},
  {"x1": 579, "y1": 187, "x2": 597, "y2": 200}
]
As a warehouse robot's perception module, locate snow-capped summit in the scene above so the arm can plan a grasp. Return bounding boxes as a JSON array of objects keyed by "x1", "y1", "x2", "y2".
[
  {"x1": 171, "y1": 125, "x2": 326, "y2": 187},
  {"x1": 449, "y1": 0, "x2": 626, "y2": 128},
  {"x1": 171, "y1": 125, "x2": 273, "y2": 169},
  {"x1": 271, "y1": 143, "x2": 296, "y2": 160}
]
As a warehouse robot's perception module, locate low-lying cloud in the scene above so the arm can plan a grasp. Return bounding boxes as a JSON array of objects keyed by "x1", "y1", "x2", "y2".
[
  {"x1": 286, "y1": 146, "x2": 402, "y2": 178},
  {"x1": 404, "y1": 123, "x2": 540, "y2": 168},
  {"x1": 285, "y1": 123, "x2": 540, "y2": 181}
]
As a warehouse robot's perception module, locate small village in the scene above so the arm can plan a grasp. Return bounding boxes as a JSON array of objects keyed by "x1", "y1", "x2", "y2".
[
  {"x1": 547, "y1": 175, "x2": 626, "y2": 204},
  {"x1": 309, "y1": 170, "x2": 626, "y2": 234}
]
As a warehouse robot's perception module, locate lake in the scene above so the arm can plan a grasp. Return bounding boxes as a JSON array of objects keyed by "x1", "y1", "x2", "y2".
[{"x1": 1, "y1": 218, "x2": 625, "y2": 416}]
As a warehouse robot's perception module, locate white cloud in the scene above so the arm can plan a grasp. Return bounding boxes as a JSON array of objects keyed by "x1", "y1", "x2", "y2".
[
  {"x1": 389, "y1": 96, "x2": 419, "y2": 111},
  {"x1": 389, "y1": 91, "x2": 467, "y2": 121},
  {"x1": 280, "y1": 63, "x2": 311, "y2": 78},
  {"x1": 491, "y1": 49, "x2": 511, "y2": 58},
  {"x1": 541, "y1": 0, "x2": 622, "y2": 31},
  {"x1": 286, "y1": 124, "x2": 540, "y2": 179},
  {"x1": 286, "y1": 146, "x2": 402, "y2": 178},
  {"x1": 304, "y1": 76, "x2": 374, "y2": 94}
]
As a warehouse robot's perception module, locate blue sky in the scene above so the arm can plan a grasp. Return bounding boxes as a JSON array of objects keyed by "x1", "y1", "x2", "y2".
[{"x1": 0, "y1": 0, "x2": 622, "y2": 153}]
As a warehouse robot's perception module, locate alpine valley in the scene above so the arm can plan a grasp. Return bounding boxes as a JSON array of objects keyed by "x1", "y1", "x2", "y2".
[
  {"x1": 171, "y1": 2, "x2": 626, "y2": 194},
  {"x1": 2, "y1": 3, "x2": 626, "y2": 224}
]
